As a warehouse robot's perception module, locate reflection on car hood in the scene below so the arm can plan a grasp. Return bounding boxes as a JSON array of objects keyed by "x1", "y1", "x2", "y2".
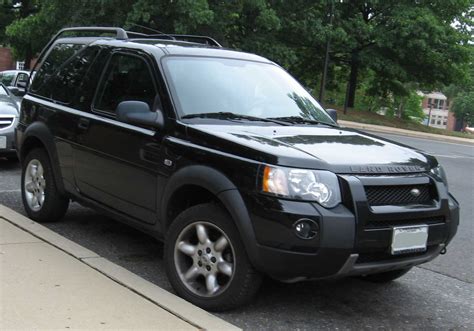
[
  {"x1": 187, "y1": 124, "x2": 435, "y2": 173},
  {"x1": 0, "y1": 95, "x2": 19, "y2": 116}
]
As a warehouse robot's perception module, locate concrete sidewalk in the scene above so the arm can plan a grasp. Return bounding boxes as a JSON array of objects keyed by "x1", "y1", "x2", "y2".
[
  {"x1": 0, "y1": 205, "x2": 238, "y2": 330},
  {"x1": 339, "y1": 120, "x2": 474, "y2": 144}
]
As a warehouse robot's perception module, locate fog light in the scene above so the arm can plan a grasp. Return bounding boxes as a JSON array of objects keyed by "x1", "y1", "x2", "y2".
[{"x1": 293, "y1": 219, "x2": 319, "y2": 240}]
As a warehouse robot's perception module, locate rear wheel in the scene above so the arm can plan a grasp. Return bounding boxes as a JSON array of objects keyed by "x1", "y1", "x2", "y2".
[
  {"x1": 21, "y1": 148, "x2": 69, "y2": 222},
  {"x1": 359, "y1": 267, "x2": 412, "y2": 283},
  {"x1": 165, "y1": 203, "x2": 262, "y2": 311}
]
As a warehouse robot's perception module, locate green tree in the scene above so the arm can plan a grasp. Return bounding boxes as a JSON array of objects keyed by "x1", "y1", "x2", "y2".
[
  {"x1": 329, "y1": 0, "x2": 473, "y2": 108},
  {"x1": 452, "y1": 91, "x2": 474, "y2": 126}
]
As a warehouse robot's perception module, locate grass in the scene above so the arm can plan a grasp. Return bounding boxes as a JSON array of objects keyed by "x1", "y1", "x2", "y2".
[{"x1": 327, "y1": 105, "x2": 473, "y2": 140}]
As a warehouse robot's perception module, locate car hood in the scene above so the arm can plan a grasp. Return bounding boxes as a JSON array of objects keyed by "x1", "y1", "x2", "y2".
[
  {"x1": 0, "y1": 95, "x2": 19, "y2": 116},
  {"x1": 185, "y1": 123, "x2": 436, "y2": 174}
]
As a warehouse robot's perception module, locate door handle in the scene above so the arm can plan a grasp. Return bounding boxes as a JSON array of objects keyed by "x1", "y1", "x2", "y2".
[{"x1": 78, "y1": 117, "x2": 90, "y2": 130}]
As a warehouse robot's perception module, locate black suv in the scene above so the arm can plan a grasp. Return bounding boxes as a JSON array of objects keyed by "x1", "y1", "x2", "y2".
[{"x1": 16, "y1": 27, "x2": 459, "y2": 311}]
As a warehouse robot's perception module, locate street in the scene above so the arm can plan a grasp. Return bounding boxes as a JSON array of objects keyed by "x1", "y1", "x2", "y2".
[{"x1": 0, "y1": 133, "x2": 473, "y2": 330}]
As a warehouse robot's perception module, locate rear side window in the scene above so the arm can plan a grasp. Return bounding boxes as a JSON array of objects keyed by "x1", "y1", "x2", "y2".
[
  {"x1": 48, "y1": 47, "x2": 101, "y2": 104},
  {"x1": 94, "y1": 53, "x2": 156, "y2": 114},
  {"x1": 30, "y1": 43, "x2": 84, "y2": 95}
]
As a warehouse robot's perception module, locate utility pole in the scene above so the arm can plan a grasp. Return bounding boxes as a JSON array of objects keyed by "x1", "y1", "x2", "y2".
[{"x1": 318, "y1": 0, "x2": 335, "y2": 106}]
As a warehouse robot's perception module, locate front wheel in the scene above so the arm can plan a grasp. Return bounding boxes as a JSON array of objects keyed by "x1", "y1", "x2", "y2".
[
  {"x1": 165, "y1": 203, "x2": 262, "y2": 311},
  {"x1": 359, "y1": 267, "x2": 412, "y2": 283},
  {"x1": 21, "y1": 148, "x2": 69, "y2": 222}
]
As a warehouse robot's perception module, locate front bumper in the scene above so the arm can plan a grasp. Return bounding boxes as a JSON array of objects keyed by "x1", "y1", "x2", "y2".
[
  {"x1": 245, "y1": 174, "x2": 459, "y2": 280},
  {"x1": 0, "y1": 116, "x2": 18, "y2": 156}
]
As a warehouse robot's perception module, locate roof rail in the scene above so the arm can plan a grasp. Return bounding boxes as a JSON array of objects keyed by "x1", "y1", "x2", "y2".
[
  {"x1": 28, "y1": 26, "x2": 221, "y2": 89},
  {"x1": 125, "y1": 31, "x2": 221, "y2": 47}
]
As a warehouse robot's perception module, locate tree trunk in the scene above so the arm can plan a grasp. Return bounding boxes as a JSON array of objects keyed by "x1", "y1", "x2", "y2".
[
  {"x1": 24, "y1": 46, "x2": 32, "y2": 70},
  {"x1": 347, "y1": 51, "x2": 359, "y2": 108}
]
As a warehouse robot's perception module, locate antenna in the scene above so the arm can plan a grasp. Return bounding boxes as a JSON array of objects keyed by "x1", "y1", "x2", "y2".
[{"x1": 128, "y1": 23, "x2": 176, "y2": 40}]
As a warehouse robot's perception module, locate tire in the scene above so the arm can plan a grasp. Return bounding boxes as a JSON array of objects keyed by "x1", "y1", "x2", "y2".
[
  {"x1": 359, "y1": 267, "x2": 412, "y2": 283},
  {"x1": 165, "y1": 203, "x2": 262, "y2": 311},
  {"x1": 21, "y1": 148, "x2": 69, "y2": 222}
]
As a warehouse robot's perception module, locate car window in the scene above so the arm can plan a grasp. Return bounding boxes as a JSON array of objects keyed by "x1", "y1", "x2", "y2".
[
  {"x1": 30, "y1": 43, "x2": 84, "y2": 95},
  {"x1": 164, "y1": 57, "x2": 333, "y2": 124},
  {"x1": 94, "y1": 53, "x2": 156, "y2": 114},
  {"x1": 0, "y1": 72, "x2": 15, "y2": 86},
  {"x1": 47, "y1": 46, "x2": 101, "y2": 105},
  {"x1": 16, "y1": 73, "x2": 28, "y2": 86}
]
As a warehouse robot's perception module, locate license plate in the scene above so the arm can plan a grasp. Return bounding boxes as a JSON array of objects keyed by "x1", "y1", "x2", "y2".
[
  {"x1": 0, "y1": 136, "x2": 6, "y2": 149},
  {"x1": 391, "y1": 225, "x2": 428, "y2": 255}
]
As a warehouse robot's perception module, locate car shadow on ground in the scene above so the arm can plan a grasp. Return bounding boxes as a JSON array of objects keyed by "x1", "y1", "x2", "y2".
[{"x1": 0, "y1": 157, "x2": 20, "y2": 170}]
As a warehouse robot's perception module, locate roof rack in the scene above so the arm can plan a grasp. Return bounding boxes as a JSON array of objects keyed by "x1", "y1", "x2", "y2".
[
  {"x1": 28, "y1": 26, "x2": 221, "y2": 89},
  {"x1": 124, "y1": 31, "x2": 221, "y2": 47},
  {"x1": 32, "y1": 27, "x2": 128, "y2": 77}
]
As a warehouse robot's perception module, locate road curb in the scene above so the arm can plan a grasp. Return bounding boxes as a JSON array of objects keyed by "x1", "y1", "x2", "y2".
[
  {"x1": 0, "y1": 204, "x2": 240, "y2": 331},
  {"x1": 339, "y1": 120, "x2": 474, "y2": 145}
]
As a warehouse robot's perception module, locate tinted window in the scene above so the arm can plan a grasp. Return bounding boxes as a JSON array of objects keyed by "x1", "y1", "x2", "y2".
[
  {"x1": 30, "y1": 43, "x2": 84, "y2": 94},
  {"x1": 94, "y1": 53, "x2": 156, "y2": 114},
  {"x1": 48, "y1": 47, "x2": 100, "y2": 104}
]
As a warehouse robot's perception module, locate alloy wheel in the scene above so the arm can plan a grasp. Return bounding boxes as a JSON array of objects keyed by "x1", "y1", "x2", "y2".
[
  {"x1": 24, "y1": 159, "x2": 46, "y2": 211},
  {"x1": 174, "y1": 221, "x2": 235, "y2": 297}
]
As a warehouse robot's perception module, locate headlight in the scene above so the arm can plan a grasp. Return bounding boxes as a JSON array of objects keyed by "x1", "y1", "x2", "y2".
[
  {"x1": 262, "y1": 165, "x2": 341, "y2": 208},
  {"x1": 430, "y1": 165, "x2": 448, "y2": 188}
]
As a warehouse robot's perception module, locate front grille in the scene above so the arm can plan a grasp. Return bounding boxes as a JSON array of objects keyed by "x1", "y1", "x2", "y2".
[
  {"x1": 365, "y1": 184, "x2": 434, "y2": 206},
  {"x1": 0, "y1": 116, "x2": 14, "y2": 130},
  {"x1": 365, "y1": 216, "x2": 445, "y2": 228}
]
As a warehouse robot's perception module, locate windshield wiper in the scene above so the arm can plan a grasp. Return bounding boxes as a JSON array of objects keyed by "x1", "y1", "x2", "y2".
[
  {"x1": 181, "y1": 112, "x2": 290, "y2": 126},
  {"x1": 268, "y1": 116, "x2": 339, "y2": 128}
]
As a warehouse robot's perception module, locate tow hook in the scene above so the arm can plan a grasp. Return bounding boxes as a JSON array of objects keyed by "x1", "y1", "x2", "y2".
[{"x1": 440, "y1": 247, "x2": 447, "y2": 255}]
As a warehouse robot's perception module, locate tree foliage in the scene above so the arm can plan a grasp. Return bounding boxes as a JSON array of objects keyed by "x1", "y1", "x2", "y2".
[{"x1": 1, "y1": 0, "x2": 473, "y2": 109}]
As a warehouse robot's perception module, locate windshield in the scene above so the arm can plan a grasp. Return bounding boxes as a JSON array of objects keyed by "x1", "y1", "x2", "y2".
[
  {"x1": 0, "y1": 72, "x2": 15, "y2": 86},
  {"x1": 163, "y1": 57, "x2": 334, "y2": 124}
]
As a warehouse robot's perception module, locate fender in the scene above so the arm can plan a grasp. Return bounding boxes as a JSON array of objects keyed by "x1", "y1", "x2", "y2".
[
  {"x1": 160, "y1": 165, "x2": 259, "y2": 266},
  {"x1": 20, "y1": 121, "x2": 66, "y2": 195}
]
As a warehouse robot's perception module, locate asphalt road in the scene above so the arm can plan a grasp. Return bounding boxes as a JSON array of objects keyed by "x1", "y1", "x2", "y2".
[{"x1": 0, "y1": 133, "x2": 473, "y2": 330}]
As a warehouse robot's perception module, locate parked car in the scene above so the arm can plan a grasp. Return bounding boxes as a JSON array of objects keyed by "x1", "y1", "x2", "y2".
[
  {"x1": 0, "y1": 70, "x2": 29, "y2": 96},
  {"x1": 16, "y1": 27, "x2": 459, "y2": 311},
  {"x1": 0, "y1": 83, "x2": 20, "y2": 159}
]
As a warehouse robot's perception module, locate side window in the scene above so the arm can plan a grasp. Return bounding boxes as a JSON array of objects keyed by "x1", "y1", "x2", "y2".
[
  {"x1": 30, "y1": 43, "x2": 84, "y2": 95},
  {"x1": 94, "y1": 53, "x2": 156, "y2": 114},
  {"x1": 49, "y1": 47, "x2": 100, "y2": 104}
]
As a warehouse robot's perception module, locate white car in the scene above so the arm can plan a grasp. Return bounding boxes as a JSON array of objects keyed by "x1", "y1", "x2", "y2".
[{"x1": 0, "y1": 70, "x2": 29, "y2": 96}]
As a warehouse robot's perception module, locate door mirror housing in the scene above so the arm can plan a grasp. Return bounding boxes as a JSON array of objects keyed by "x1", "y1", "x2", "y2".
[
  {"x1": 326, "y1": 109, "x2": 338, "y2": 123},
  {"x1": 17, "y1": 81, "x2": 27, "y2": 89},
  {"x1": 116, "y1": 101, "x2": 164, "y2": 130},
  {"x1": 7, "y1": 86, "x2": 22, "y2": 96}
]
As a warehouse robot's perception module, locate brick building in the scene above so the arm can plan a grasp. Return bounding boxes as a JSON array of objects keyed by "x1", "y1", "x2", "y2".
[
  {"x1": 420, "y1": 91, "x2": 463, "y2": 131},
  {"x1": 0, "y1": 47, "x2": 15, "y2": 71}
]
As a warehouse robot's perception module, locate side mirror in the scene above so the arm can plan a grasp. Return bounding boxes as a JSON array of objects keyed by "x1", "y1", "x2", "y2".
[
  {"x1": 7, "y1": 86, "x2": 21, "y2": 96},
  {"x1": 17, "y1": 81, "x2": 27, "y2": 88},
  {"x1": 116, "y1": 101, "x2": 164, "y2": 130},
  {"x1": 326, "y1": 109, "x2": 338, "y2": 123}
]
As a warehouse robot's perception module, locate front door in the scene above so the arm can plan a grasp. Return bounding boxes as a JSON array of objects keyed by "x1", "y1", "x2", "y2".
[{"x1": 73, "y1": 51, "x2": 165, "y2": 224}]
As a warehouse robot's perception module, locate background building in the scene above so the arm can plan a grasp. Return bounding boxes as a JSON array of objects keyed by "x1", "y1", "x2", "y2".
[{"x1": 421, "y1": 92, "x2": 452, "y2": 130}]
